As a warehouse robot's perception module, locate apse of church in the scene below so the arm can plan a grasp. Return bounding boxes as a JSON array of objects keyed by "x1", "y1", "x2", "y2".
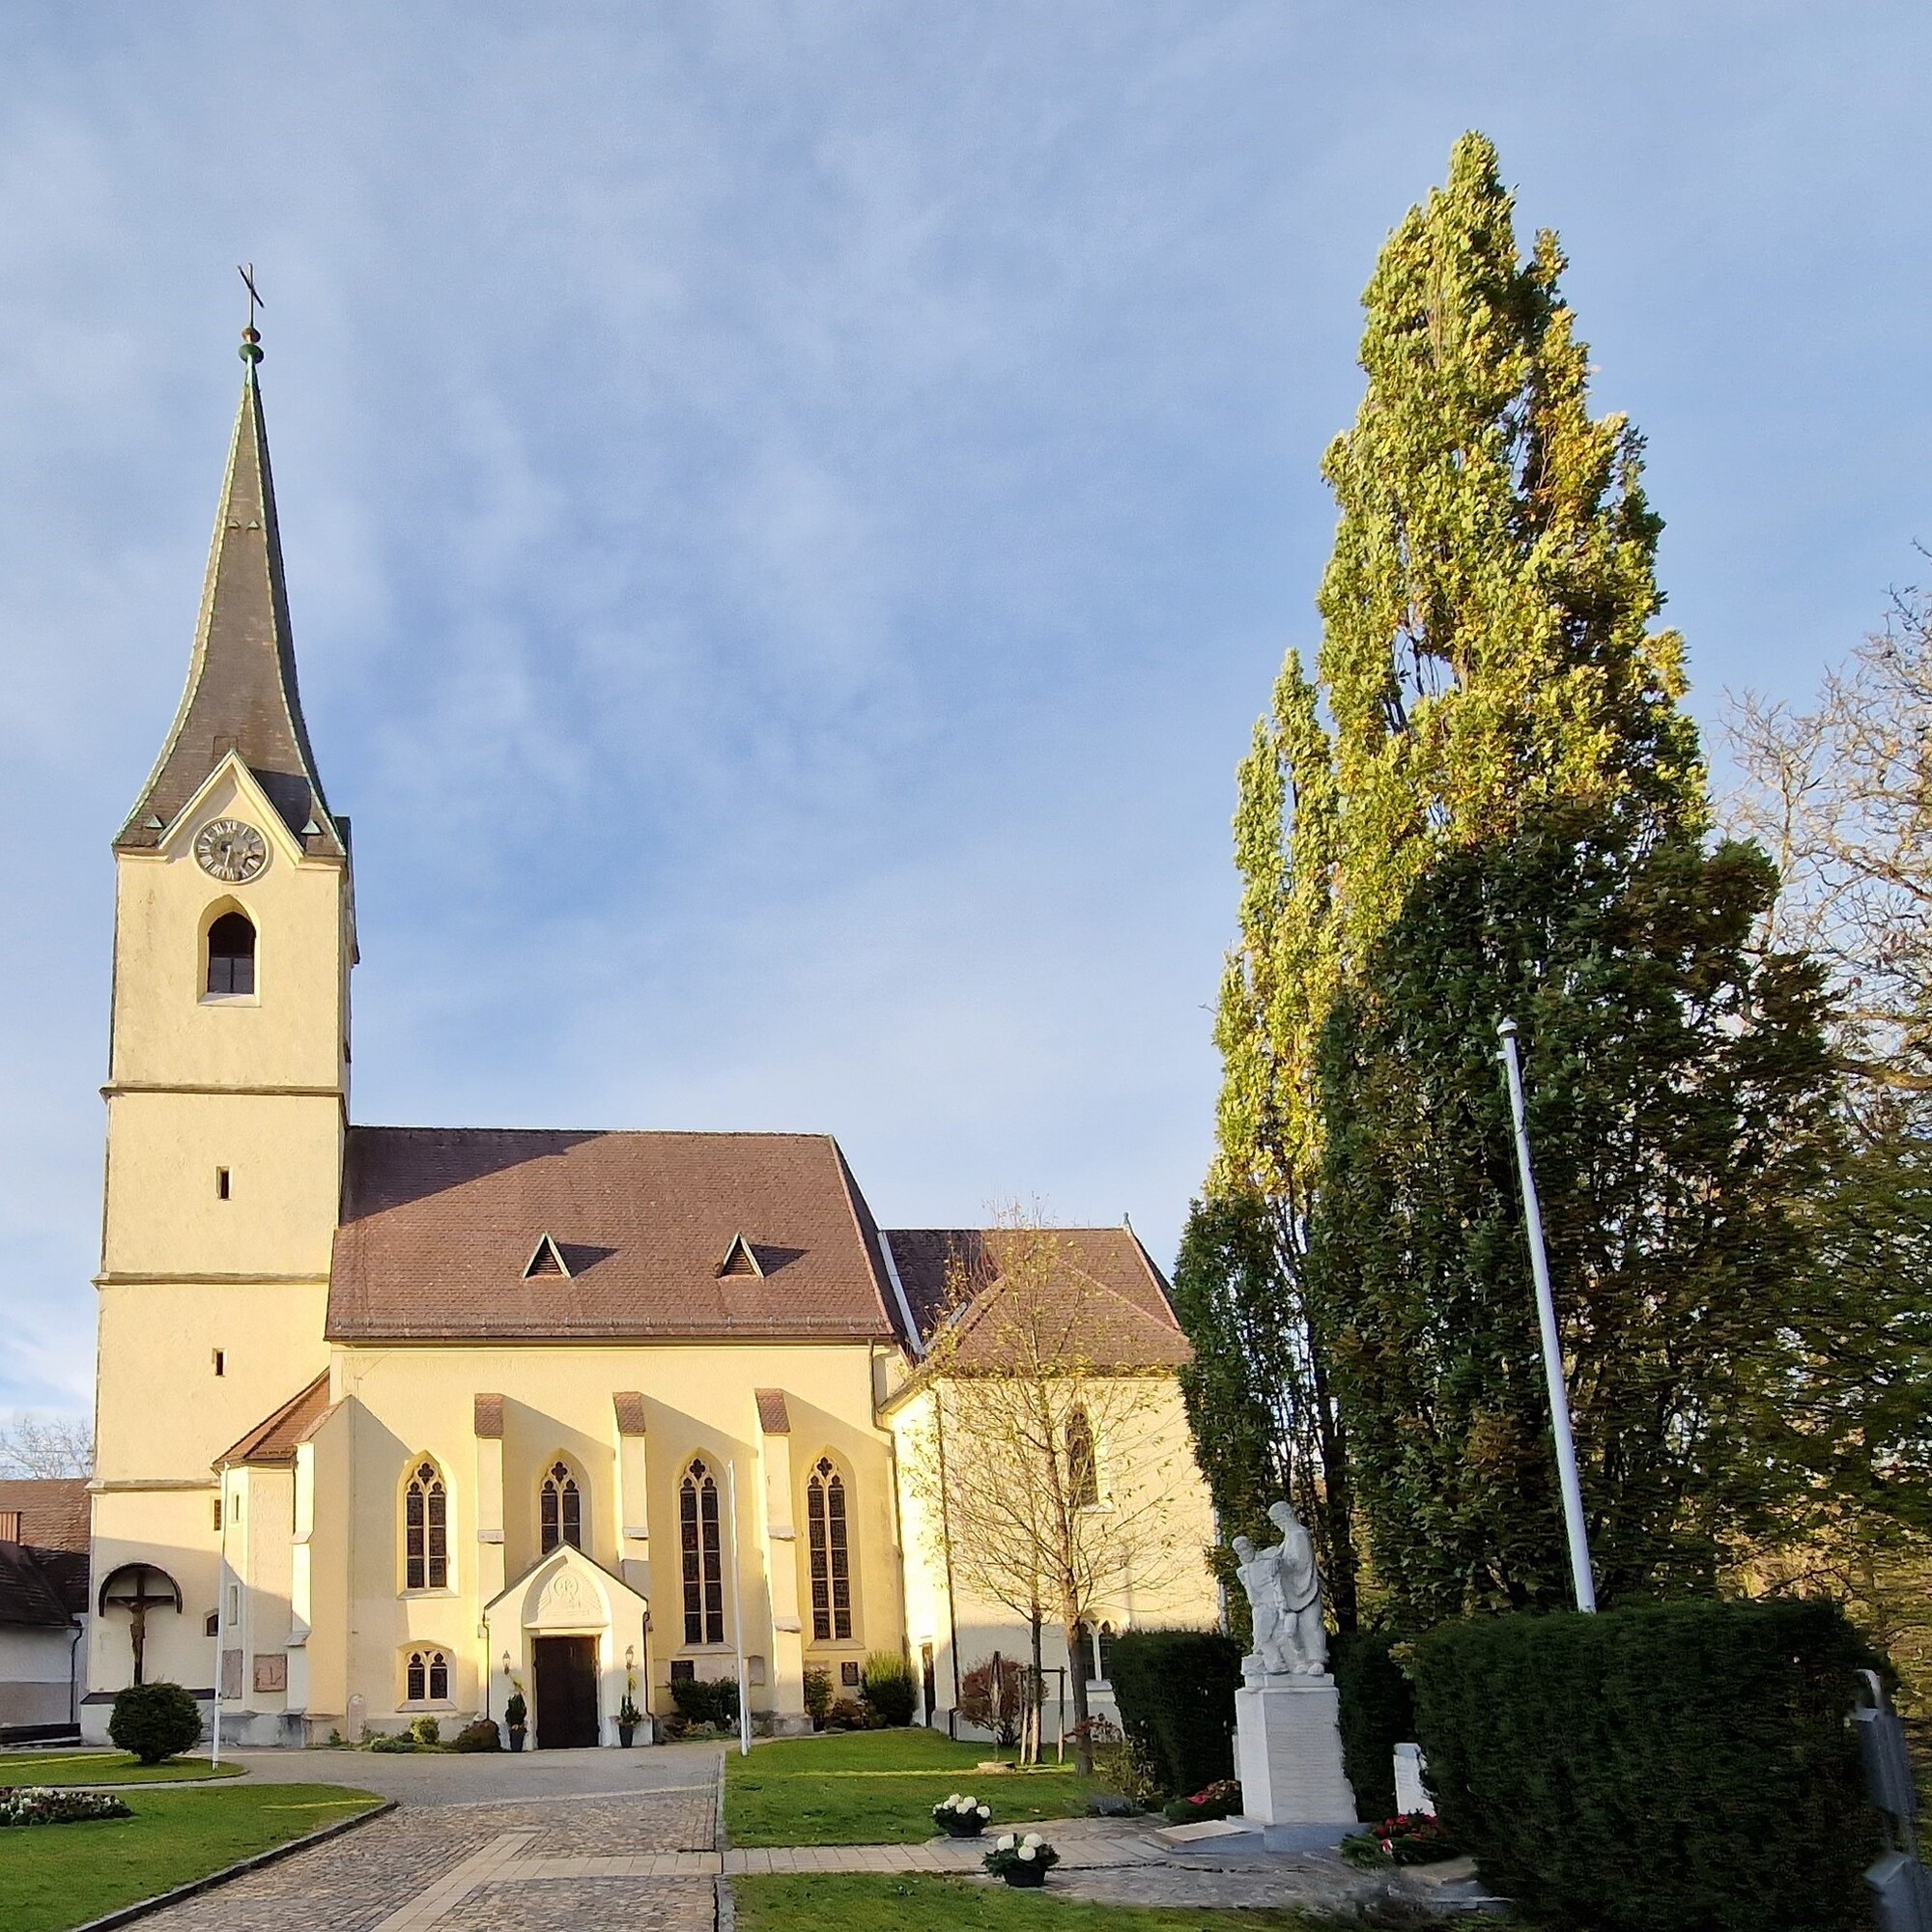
[{"x1": 82, "y1": 333, "x2": 1216, "y2": 1749}]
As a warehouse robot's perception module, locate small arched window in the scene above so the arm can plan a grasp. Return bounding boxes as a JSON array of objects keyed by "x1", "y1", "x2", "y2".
[
  {"x1": 206, "y1": 911, "x2": 256, "y2": 997},
  {"x1": 540, "y1": 1462, "x2": 582, "y2": 1552},
  {"x1": 806, "y1": 1458, "x2": 853, "y2": 1642},
  {"x1": 404, "y1": 1462, "x2": 447, "y2": 1590},
  {"x1": 680, "y1": 1460, "x2": 724, "y2": 1645},
  {"x1": 406, "y1": 1649, "x2": 448, "y2": 1702},
  {"x1": 1065, "y1": 1406, "x2": 1098, "y2": 1509}
]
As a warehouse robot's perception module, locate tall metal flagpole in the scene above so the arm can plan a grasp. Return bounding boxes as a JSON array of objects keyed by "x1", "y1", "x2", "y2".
[
  {"x1": 725, "y1": 1461, "x2": 752, "y2": 1756},
  {"x1": 1496, "y1": 1018, "x2": 1597, "y2": 1613}
]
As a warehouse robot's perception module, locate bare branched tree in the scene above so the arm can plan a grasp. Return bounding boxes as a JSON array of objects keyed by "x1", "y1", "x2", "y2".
[
  {"x1": 1728, "y1": 577, "x2": 1932, "y2": 1107},
  {"x1": 898, "y1": 1213, "x2": 1195, "y2": 1773},
  {"x1": 0, "y1": 1411, "x2": 95, "y2": 1479}
]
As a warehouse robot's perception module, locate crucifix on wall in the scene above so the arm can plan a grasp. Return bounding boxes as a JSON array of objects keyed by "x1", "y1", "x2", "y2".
[{"x1": 99, "y1": 1564, "x2": 183, "y2": 1687}]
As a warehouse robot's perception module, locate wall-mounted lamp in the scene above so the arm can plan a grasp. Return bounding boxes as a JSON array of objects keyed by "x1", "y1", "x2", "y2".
[
  {"x1": 501, "y1": 1650, "x2": 512, "y2": 1677},
  {"x1": 625, "y1": 1644, "x2": 636, "y2": 1670}
]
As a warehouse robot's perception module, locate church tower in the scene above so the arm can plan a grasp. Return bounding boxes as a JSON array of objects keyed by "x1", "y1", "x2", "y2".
[{"x1": 88, "y1": 328, "x2": 353, "y2": 1702}]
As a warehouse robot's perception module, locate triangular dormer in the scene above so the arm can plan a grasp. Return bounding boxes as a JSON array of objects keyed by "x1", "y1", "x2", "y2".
[
  {"x1": 716, "y1": 1232, "x2": 763, "y2": 1280},
  {"x1": 525, "y1": 1234, "x2": 571, "y2": 1281}
]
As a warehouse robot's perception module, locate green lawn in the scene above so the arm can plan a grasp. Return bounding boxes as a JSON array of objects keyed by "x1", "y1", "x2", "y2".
[
  {"x1": 0, "y1": 1782, "x2": 381, "y2": 1932},
  {"x1": 725, "y1": 1729, "x2": 1106, "y2": 1847},
  {"x1": 733, "y1": 1874, "x2": 1379, "y2": 1931},
  {"x1": 0, "y1": 1750, "x2": 243, "y2": 1786}
]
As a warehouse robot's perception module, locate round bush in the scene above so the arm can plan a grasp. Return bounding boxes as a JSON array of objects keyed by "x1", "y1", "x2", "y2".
[
  {"x1": 107, "y1": 1682, "x2": 203, "y2": 1765},
  {"x1": 450, "y1": 1719, "x2": 502, "y2": 1752}
]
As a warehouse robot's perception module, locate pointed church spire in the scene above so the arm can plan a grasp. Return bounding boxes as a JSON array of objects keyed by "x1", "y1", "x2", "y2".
[{"x1": 117, "y1": 327, "x2": 343, "y2": 856}]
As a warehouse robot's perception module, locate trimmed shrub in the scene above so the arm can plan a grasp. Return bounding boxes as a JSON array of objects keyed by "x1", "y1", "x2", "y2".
[
  {"x1": 410, "y1": 1715, "x2": 441, "y2": 1747},
  {"x1": 368, "y1": 1731, "x2": 418, "y2": 1752},
  {"x1": 1106, "y1": 1630, "x2": 1239, "y2": 1797},
  {"x1": 451, "y1": 1719, "x2": 502, "y2": 1752},
  {"x1": 803, "y1": 1667, "x2": 833, "y2": 1729},
  {"x1": 1331, "y1": 1629, "x2": 1414, "y2": 1821},
  {"x1": 1415, "y1": 1599, "x2": 1884, "y2": 1932},
  {"x1": 825, "y1": 1697, "x2": 866, "y2": 1731},
  {"x1": 861, "y1": 1651, "x2": 918, "y2": 1727},
  {"x1": 669, "y1": 1675, "x2": 740, "y2": 1729},
  {"x1": 107, "y1": 1682, "x2": 203, "y2": 1765}
]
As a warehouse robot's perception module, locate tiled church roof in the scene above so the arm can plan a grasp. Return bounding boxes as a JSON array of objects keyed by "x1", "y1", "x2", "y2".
[
  {"x1": 216, "y1": 1372, "x2": 332, "y2": 1467},
  {"x1": 327, "y1": 1128, "x2": 904, "y2": 1343},
  {"x1": 884, "y1": 1227, "x2": 1192, "y2": 1371}
]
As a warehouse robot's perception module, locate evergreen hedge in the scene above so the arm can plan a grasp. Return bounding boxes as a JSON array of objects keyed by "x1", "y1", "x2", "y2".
[
  {"x1": 1107, "y1": 1630, "x2": 1239, "y2": 1796},
  {"x1": 1331, "y1": 1630, "x2": 1414, "y2": 1821},
  {"x1": 669, "y1": 1676, "x2": 740, "y2": 1728},
  {"x1": 1414, "y1": 1600, "x2": 1884, "y2": 1932}
]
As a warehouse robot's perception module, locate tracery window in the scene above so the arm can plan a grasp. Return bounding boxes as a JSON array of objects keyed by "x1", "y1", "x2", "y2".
[
  {"x1": 540, "y1": 1462, "x2": 582, "y2": 1552},
  {"x1": 404, "y1": 1461, "x2": 447, "y2": 1590},
  {"x1": 680, "y1": 1459, "x2": 724, "y2": 1645},
  {"x1": 206, "y1": 910, "x2": 257, "y2": 997},
  {"x1": 406, "y1": 1649, "x2": 448, "y2": 1701},
  {"x1": 1065, "y1": 1406, "x2": 1098, "y2": 1509},
  {"x1": 806, "y1": 1458, "x2": 852, "y2": 1642}
]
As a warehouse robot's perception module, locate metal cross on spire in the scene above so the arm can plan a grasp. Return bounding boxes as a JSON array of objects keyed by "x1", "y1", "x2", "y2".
[{"x1": 237, "y1": 263, "x2": 265, "y2": 365}]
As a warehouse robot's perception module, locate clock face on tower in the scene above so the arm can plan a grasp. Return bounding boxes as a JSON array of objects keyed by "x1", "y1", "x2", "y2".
[{"x1": 194, "y1": 818, "x2": 269, "y2": 884}]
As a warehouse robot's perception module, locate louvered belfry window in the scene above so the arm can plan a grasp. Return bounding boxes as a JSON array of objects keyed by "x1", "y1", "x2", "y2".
[
  {"x1": 405, "y1": 1462, "x2": 447, "y2": 1589},
  {"x1": 540, "y1": 1463, "x2": 582, "y2": 1552},
  {"x1": 206, "y1": 911, "x2": 256, "y2": 996},
  {"x1": 681, "y1": 1460, "x2": 724, "y2": 1645},
  {"x1": 807, "y1": 1458, "x2": 852, "y2": 1642}
]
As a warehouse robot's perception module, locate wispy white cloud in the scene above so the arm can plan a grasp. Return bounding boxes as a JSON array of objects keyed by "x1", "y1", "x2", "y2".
[{"x1": 1, "y1": 1, "x2": 1929, "y2": 1412}]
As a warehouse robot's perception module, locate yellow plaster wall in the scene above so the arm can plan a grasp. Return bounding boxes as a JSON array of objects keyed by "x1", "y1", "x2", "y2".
[{"x1": 327, "y1": 1341, "x2": 904, "y2": 1725}]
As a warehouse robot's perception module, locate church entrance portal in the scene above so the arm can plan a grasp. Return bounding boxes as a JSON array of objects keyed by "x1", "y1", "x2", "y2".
[{"x1": 532, "y1": 1636, "x2": 599, "y2": 1748}]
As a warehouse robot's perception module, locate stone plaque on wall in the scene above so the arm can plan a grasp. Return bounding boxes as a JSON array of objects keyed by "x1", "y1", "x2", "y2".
[
  {"x1": 253, "y1": 1653, "x2": 288, "y2": 1693},
  {"x1": 220, "y1": 1648, "x2": 242, "y2": 1699}
]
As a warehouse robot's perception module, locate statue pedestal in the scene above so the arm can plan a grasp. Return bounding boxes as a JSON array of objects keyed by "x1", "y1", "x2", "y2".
[{"x1": 1235, "y1": 1673, "x2": 1355, "y2": 1834}]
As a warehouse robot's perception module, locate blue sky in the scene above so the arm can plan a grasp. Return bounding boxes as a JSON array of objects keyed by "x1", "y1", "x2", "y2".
[{"x1": 2, "y1": 4, "x2": 1928, "y2": 1418}]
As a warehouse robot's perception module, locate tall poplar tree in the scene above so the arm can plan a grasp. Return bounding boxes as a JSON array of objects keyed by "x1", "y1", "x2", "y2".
[{"x1": 1303, "y1": 134, "x2": 1837, "y2": 1624}]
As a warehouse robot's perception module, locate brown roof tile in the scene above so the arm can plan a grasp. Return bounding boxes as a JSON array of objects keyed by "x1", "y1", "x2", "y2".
[
  {"x1": 217, "y1": 1371, "x2": 330, "y2": 1466},
  {"x1": 612, "y1": 1393, "x2": 646, "y2": 1437},
  {"x1": 754, "y1": 1389, "x2": 790, "y2": 1435},
  {"x1": 327, "y1": 1128, "x2": 900, "y2": 1343},
  {"x1": 0, "y1": 1544, "x2": 81, "y2": 1628},
  {"x1": 885, "y1": 1227, "x2": 1191, "y2": 1372},
  {"x1": 0, "y1": 1479, "x2": 90, "y2": 1555},
  {"x1": 474, "y1": 1394, "x2": 505, "y2": 1439}
]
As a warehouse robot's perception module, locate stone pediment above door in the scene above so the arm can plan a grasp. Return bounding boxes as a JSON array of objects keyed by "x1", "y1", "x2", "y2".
[{"x1": 485, "y1": 1541, "x2": 648, "y2": 1634}]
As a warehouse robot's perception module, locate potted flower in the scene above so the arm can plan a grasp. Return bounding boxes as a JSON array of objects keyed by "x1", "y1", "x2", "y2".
[
  {"x1": 618, "y1": 1671, "x2": 643, "y2": 1748},
  {"x1": 932, "y1": 1792, "x2": 992, "y2": 1837},
  {"x1": 504, "y1": 1684, "x2": 527, "y2": 1753},
  {"x1": 984, "y1": 1832, "x2": 1059, "y2": 1888}
]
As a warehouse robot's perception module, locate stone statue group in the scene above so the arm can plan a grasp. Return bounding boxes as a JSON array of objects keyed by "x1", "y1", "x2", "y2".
[{"x1": 1234, "y1": 1498, "x2": 1329, "y2": 1679}]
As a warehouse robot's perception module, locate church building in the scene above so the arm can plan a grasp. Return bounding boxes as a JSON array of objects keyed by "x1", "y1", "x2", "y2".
[{"x1": 83, "y1": 334, "x2": 1217, "y2": 1748}]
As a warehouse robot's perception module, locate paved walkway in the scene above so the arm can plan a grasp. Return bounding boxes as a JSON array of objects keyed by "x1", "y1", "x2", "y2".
[{"x1": 132, "y1": 1747, "x2": 1431, "y2": 1927}]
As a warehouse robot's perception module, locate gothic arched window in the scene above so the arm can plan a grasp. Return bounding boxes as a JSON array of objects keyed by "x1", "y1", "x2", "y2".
[
  {"x1": 540, "y1": 1462, "x2": 582, "y2": 1552},
  {"x1": 680, "y1": 1459, "x2": 724, "y2": 1645},
  {"x1": 206, "y1": 911, "x2": 256, "y2": 997},
  {"x1": 406, "y1": 1648, "x2": 448, "y2": 1702},
  {"x1": 806, "y1": 1458, "x2": 853, "y2": 1642},
  {"x1": 1065, "y1": 1406, "x2": 1098, "y2": 1509},
  {"x1": 404, "y1": 1461, "x2": 447, "y2": 1591}
]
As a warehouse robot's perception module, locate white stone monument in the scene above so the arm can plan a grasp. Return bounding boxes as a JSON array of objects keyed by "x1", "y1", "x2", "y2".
[{"x1": 1231, "y1": 1499, "x2": 1357, "y2": 1847}]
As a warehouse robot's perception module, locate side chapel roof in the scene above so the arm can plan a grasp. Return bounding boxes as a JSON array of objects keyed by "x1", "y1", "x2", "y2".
[
  {"x1": 117, "y1": 339, "x2": 343, "y2": 858},
  {"x1": 883, "y1": 1226, "x2": 1192, "y2": 1371}
]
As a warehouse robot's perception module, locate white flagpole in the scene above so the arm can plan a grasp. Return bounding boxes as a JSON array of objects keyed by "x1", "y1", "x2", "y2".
[
  {"x1": 725, "y1": 1460, "x2": 752, "y2": 1756},
  {"x1": 1497, "y1": 1018, "x2": 1597, "y2": 1613},
  {"x1": 211, "y1": 1465, "x2": 230, "y2": 1764}
]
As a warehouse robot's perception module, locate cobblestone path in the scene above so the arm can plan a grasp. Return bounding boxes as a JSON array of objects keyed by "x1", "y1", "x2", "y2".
[{"x1": 139, "y1": 1776, "x2": 722, "y2": 1932}]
